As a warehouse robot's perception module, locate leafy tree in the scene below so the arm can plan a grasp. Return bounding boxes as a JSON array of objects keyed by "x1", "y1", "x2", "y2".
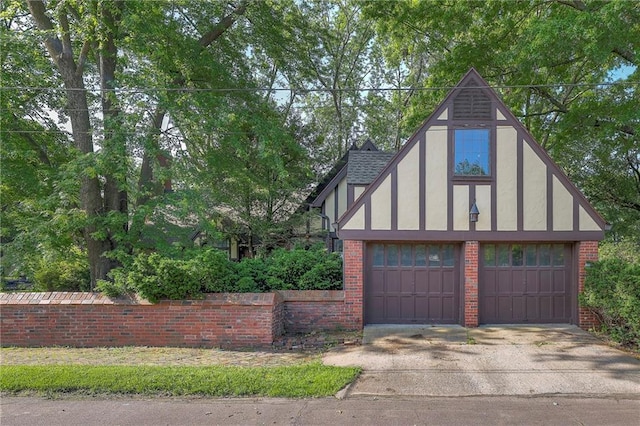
[
  {"x1": 3, "y1": 1, "x2": 314, "y2": 285},
  {"x1": 288, "y1": 0, "x2": 376, "y2": 162},
  {"x1": 363, "y1": 0, "x2": 639, "y2": 239}
]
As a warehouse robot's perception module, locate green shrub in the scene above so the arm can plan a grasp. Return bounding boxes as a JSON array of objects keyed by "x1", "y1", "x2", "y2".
[
  {"x1": 234, "y1": 257, "x2": 270, "y2": 292},
  {"x1": 33, "y1": 256, "x2": 90, "y2": 292},
  {"x1": 96, "y1": 245, "x2": 343, "y2": 300},
  {"x1": 265, "y1": 245, "x2": 341, "y2": 291},
  {"x1": 126, "y1": 253, "x2": 201, "y2": 302},
  {"x1": 581, "y1": 258, "x2": 640, "y2": 348},
  {"x1": 95, "y1": 268, "x2": 131, "y2": 297},
  {"x1": 298, "y1": 252, "x2": 343, "y2": 290},
  {"x1": 192, "y1": 249, "x2": 237, "y2": 293}
]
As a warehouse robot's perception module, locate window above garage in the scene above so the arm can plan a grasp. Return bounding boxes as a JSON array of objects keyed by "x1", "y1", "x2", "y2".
[{"x1": 454, "y1": 128, "x2": 490, "y2": 176}]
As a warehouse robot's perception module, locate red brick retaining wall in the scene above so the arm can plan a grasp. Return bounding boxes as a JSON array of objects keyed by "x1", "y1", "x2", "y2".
[
  {"x1": 0, "y1": 291, "x2": 356, "y2": 348},
  {"x1": 279, "y1": 290, "x2": 349, "y2": 333},
  {"x1": 0, "y1": 292, "x2": 283, "y2": 349}
]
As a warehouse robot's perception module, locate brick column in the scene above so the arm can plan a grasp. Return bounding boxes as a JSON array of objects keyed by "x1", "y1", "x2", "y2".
[
  {"x1": 464, "y1": 241, "x2": 479, "y2": 327},
  {"x1": 578, "y1": 241, "x2": 599, "y2": 330},
  {"x1": 343, "y1": 240, "x2": 364, "y2": 329}
]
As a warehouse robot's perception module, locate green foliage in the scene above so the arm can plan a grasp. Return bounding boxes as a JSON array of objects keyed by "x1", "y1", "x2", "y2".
[
  {"x1": 97, "y1": 246, "x2": 343, "y2": 300},
  {"x1": 32, "y1": 252, "x2": 90, "y2": 292},
  {"x1": 581, "y1": 257, "x2": 640, "y2": 348},
  {"x1": 0, "y1": 363, "x2": 361, "y2": 398},
  {"x1": 113, "y1": 253, "x2": 201, "y2": 303},
  {"x1": 266, "y1": 246, "x2": 343, "y2": 291},
  {"x1": 233, "y1": 257, "x2": 271, "y2": 293},
  {"x1": 191, "y1": 249, "x2": 237, "y2": 293}
]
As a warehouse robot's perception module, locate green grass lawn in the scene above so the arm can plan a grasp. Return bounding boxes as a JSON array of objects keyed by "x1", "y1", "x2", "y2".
[{"x1": 0, "y1": 363, "x2": 360, "y2": 398}]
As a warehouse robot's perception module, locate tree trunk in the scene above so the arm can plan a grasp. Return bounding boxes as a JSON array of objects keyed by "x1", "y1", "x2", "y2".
[
  {"x1": 100, "y1": 1, "x2": 127, "y2": 275},
  {"x1": 27, "y1": 1, "x2": 113, "y2": 288}
]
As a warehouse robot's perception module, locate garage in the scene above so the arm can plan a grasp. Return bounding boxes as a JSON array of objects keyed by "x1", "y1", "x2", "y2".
[
  {"x1": 480, "y1": 243, "x2": 574, "y2": 324},
  {"x1": 365, "y1": 243, "x2": 460, "y2": 324}
]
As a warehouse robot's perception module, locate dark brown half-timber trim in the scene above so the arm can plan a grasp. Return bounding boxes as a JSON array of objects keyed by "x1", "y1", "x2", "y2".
[
  {"x1": 517, "y1": 133, "x2": 524, "y2": 231},
  {"x1": 547, "y1": 163, "x2": 554, "y2": 231},
  {"x1": 365, "y1": 193, "x2": 372, "y2": 230},
  {"x1": 469, "y1": 184, "x2": 476, "y2": 232},
  {"x1": 347, "y1": 184, "x2": 354, "y2": 207},
  {"x1": 447, "y1": 127, "x2": 454, "y2": 231},
  {"x1": 391, "y1": 167, "x2": 398, "y2": 231},
  {"x1": 419, "y1": 137, "x2": 426, "y2": 230},
  {"x1": 573, "y1": 193, "x2": 580, "y2": 232},
  {"x1": 338, "y1": 229, "x2": 604, "y2": 242},
  {"x1": 311, "y1": 164, "x2": 347, "y2": 207}
]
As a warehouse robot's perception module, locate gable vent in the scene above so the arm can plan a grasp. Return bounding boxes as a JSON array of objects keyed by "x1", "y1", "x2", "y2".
[{"x1": 453, "y1": 79, "x2": 492, "y2": 119}]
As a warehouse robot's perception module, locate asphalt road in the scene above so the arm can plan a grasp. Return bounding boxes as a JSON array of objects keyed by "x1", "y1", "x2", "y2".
[{"x1": 2, "y1": 395, "x2": 640, "y2": 426}]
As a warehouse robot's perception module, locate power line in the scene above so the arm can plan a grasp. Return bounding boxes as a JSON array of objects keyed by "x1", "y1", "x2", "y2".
[{"x1": 0, "y1": 80, "x2": 638, "y2": 93}]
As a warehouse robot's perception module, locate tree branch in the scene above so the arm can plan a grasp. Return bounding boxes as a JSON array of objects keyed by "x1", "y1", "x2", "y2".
[
  {"x1": 198, "y1": 0, "x2": 249, "y2": 48},
  {"x1": 531, "y1": 86, "x2": 569, "y2": 113},
  {"x1": 26, "y1": 1, "x2": 63, "y2": 63},
  {"x1": 76, "y1": 40, "x2": 91, "y2": 77},
  {"x1": 612, "y1": 47, "x2": 637, "y2": 65}
]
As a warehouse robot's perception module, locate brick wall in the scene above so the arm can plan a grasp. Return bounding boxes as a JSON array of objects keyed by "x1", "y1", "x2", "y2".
[
  {"x1": 578, "y1": 241, "x2": 600, "y2": 330},
  {"x1": 343, "y1": 240, "x2": 364, "y2": 329},
  {"x1": 0, "y1": 290, "x2": 357, "y2": 348},
  {"x1": 0, "y1": 292, "x2": 283, "y2": 349},
  {"x1": 278, "y1": 290, "x2": 350, "y2": 333},
  {"x1": 464, "y1": 241, "x2": 479, "y2": 327}
]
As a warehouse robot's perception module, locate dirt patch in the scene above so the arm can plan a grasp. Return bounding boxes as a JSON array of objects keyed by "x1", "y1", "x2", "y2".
[{"x1": 0, "y1": 331, "x2": 362, "y2": 368}]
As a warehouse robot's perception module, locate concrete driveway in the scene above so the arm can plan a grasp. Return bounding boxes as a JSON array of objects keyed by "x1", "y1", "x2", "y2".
[{"x1": 323, "y1": 325, "x2": 640, "y2": 398}]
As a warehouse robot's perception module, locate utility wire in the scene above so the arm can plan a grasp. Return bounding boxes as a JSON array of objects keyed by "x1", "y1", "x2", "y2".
[{"x1": 1, "y1": 81, "x2": 638, "y2": 93}]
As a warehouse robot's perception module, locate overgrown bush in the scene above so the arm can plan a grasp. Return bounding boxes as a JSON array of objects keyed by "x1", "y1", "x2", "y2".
[
  {"x1": 32, "y1": 255, "x2": 90, "y2": 292},
  {"x1": 96, "y1": 245, "x2": 343, "y2": 301},
  {"x1": 233, "y1": 257, "x2": 270, "y2": 293},
  {"x1": 264, "y1": 246, "x2": 342, "y2": 291},
  {"x1": 581, "y1": 258, "x2": 640, "y2": 348},
  {"x1": 192, "y1": 249, "x2": 236, "y2": 293}
]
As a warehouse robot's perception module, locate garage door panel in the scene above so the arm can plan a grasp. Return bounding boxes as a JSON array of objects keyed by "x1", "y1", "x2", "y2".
[
  {"x1": 484, "y1": 270, "x2": 496, "y2": 293},
  {"x1": 386, "y1": 271, "x2": 401, "y2": 293},
  {"x1": 512, "y1": 270, "x2": 525, "y2": 293},
  {"x1": 498, "y1": 297, "x2": 512, "y2": 320},
  {"x1": 428, "y1": 271, "x2": 442, "y2": 294},
  {"x1": 539, "y1": 270, "x2": 552, "y2": 292},
  {"x1": 366, "y1": 243, "x2": 459, "y2": 324},
  {"x1": 371, "y1": 270, "x2": 385, "y2": 294},
  {"x1": 480, "y1": 243, "x2": 573, "y2": 324},
  {"x1": 428, "y1": 298, "x2": 442, "y2": 319},
  {"x1": 401, "y1": 270, "x2": 414, "y2": 294},
  {"x1": 386, "y1": 296, "x2": 400, "y2": 320},
  {"x1": 526, "y1": 270, "x2": 540, "y2": 293},
  {"x1": 442, "y1": 270, "x2": 455, "y2": 293},
  {"x1": 553, "y1": 270, "x2": 566, "y2": 292},
  {"x1": 415, "y1": 270, "x2": 428, "y2": 294},
  {"x1": 415, "y1": 296, "x2": 429, "y2": 318},
  {"x1": 498, "y1": 270, "x2": 512, "y2": 294},
  {"x1": 553, "y1": 296, "x2": 568, "y2": 319},
  {"x1": 442, "y1": 297, "x2": 456, "y2": 321},
  {"x1": 527, "y1": 296, "x2": 541, "y2": 320},
  {"x1": 401, "y1": 296, "x2": 415, "y2": 319}
]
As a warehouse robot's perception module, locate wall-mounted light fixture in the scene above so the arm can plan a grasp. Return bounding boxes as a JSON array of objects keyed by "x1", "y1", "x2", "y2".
[{"x1": 469, "y1": 201, "x2": 480, "y2": 223}]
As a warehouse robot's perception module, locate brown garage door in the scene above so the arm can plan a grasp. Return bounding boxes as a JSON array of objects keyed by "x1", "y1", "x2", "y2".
[
  {"x1": 480, "y1": 243, "x2": 573, "y2": 324},
  {"x1": 365, "y1": 243, "x2": 459, "y2": 324}
]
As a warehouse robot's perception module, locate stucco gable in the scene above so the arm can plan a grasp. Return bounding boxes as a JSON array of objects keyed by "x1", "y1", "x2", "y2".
[{"x1": 337, "y1": 68, "x2": 606, "y2": 241}]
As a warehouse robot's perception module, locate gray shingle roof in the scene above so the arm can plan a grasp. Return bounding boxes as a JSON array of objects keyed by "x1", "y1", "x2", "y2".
[{"x1": 347, "y1": 151, "x2": 395, "y2": 185}]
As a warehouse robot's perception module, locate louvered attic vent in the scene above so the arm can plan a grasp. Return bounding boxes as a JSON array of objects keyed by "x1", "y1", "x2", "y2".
[{"x1": 453, "y1": 79, "x2": 492, "y2": 119}]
